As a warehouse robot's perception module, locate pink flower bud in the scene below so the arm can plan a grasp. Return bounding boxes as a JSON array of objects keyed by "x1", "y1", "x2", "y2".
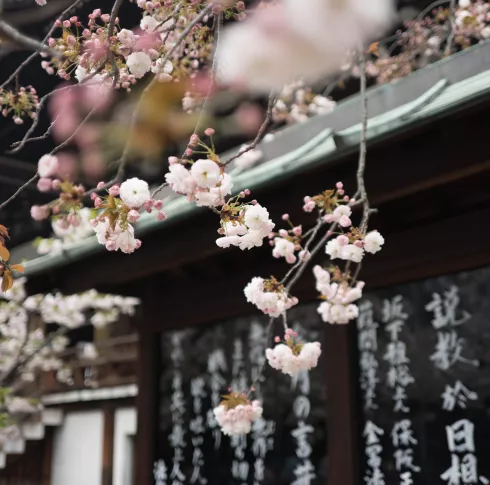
[
  {"x1": 90, "y1": 192, "x2": 97, "y2": 200},
  {"x1": 269, "y1": 241, "x2": 274, "y2": 246},
  {"x1": 286, "y1": 328, "x2": 293, "y2": 335},
  {"x1": 144, "y1": 199, "x2": 154, "y2": 212},
  {"x1": 70, "y1": 16, "x2": 78, "y2": 23},
  {"x1": 154, "y1": 200, "x2": 164, "y2": 210},
  {"x1": 67, "y1": 35, "x2": 76, "y2": 46},
  {"x1": 251, "y1": 199, "x2": 257, "y2": 205},
  {"x1": 189, "y1": 133, "x2": 199, "y2": 146},
  {"x1": 336, "y1": 181, "x2": 343, "y2": 189},
  {"x1": 337, "y1": 189, "x2": 345, "y2": 196},
  {"x1": 303, "y1": 200, "x2": 315, "y2": 212},
  {"x1": 92, "y1": 8, "x2": 101, "y2": 17},
  {"x1": 108, "y1": 185, "x2": 120, "y2": 196},
  {"x1": 355, "y1": 240, "x2": 364, "y2": 248},
  {"x1": 185, "y1": 148, "x2": 193, "y2": 156},
  {"x1": 204, "y1": 127, "x2": 215, "y2": 136},
  {"x1": 37, "y1": 177, "x2": 52, "y2": 192},
  {"x1": 324, "y1": 214, "x2": 334, "y2": 223},
  {"x1": 274, "y1": 336, "x2": 280, "y2": 343},
  {"x1": 339, "y1": 215, "x2": 351, "y2": 228},
  {"x1": 135, "y1": 239, "x2": 142, "y2": 249},
  {"x1": 343, "y1": 195, "x2": 350, "y2": 202},
  {"x1": 48, "y1": 37, "x2": 56, "y2": 47},
  {"x1": 244, "y1": 189, "x2": 250, "y2": 195},
  {"x1": 54, "y1": 20, "x2": 62, "y2": 27},
  {"x1": 51, "y1": 179, "x2": 61, "y2": 190},
  {"x1": 337, "y1": 235, "x2": 349, "y2": 246},
  {"x1": 105, "y1": 240, "x2": 116, "y2": 251},
  {"x1": 292, "y1": 226, "x2": 302, "y2": 236},
  {"x1": 291, "y1": 297, "x2": 299, "y2": 305},
  {"x1": 279, "y1": 229, "x2": 288, "y2": 237},
  {"x1": 13, "y1": 117, "x2": 23, "y2": 125},
  {"x1": 157, "y1": 211, "x2": 167, "y2": 221},
  {"x1": 127, "y1": 210, "x2": 140, "y2": 223},
  {"x1": 349, "y1": 198, "x2": 356, "y2": 206},
  {"x1": 285, "y1": 334, "x2": 290, "y2": 341},
  {"x1": 304, "y1": 196, "x2": 311, "y2": 203},
  {"x1": 94, "y1": 197, "x2": 103, "y2": 208},
  {"x1": 97, "y1": 181, "x2": 105, "y2": 189},
  {"x1": 30, "y1": 205, "x2": 49, "y2": 221},
  {"x1": 62, "y1": 20, "x2": 71, "y2": 28},
  {"x1": 168, "y1": 156, "x2": 179, "y2": 165},
  {"x1": 282, "y1": 213, "x2": 289, "y2": 221}
]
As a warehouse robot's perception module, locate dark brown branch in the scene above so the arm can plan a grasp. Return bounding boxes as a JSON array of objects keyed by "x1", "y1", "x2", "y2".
[
  {"x1": 0, "y1": 21, "x2": 61, "y2": 58},
  {"x1": 224, "y1": 92, "x2": 276, "y2": 166},
  {"x1": 0, "y1": 0, "x2": 85, "y2": 90}
]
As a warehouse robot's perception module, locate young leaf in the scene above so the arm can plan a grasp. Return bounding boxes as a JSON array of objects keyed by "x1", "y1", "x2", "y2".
[
  {"x1": 10, "y1": 264, "x2": 24, "y2": 273},
  {"x1": 1, "y1": 270, "x2": 13, "y2": 292},
  {"x1": 0, "y1": 244, "x2": 10, "y2": 262}
]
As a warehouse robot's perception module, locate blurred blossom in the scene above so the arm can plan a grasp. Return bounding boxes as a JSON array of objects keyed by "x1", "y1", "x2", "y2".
[
  {"x1": 216, "y1": 0, "x2": 394, "y2": 92},
  {"x1": 234, "y1": 103, "x2": 264, "y2": 135}
]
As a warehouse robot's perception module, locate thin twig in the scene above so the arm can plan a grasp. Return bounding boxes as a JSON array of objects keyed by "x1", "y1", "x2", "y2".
[
  {"x1": 0, "y1": 174, "x2": 38, "y2": 212},
  {"x1": 445, "y1": 0, "x2": 457, "y2": 56},
  {"x1": 107, "y1": 0, "x2": 124, "y2": 81},
  {"x1": 9, "y1": 115, "x2": 60, "y2": 149},
  {"x1": 224, "y1": 92, "x2": 276, "y2": 166},
  {"x1": 0, "y1": 0, "x2": 85, "y2": 90},
  {"x1": 0, "y1": 21, "x2": 62, "y2": 58}
]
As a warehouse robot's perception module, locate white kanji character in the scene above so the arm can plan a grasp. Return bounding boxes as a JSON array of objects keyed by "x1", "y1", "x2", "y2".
[
  {"x1": 170, "y1": 462, "x2": 185, "y2": 482},
  {"x1": 366, "y1": 444, "x2": 383, "y2": 469},
  {"x1": 292, "y1": 459, "x2": 316, "y2": 485},
  {"x1": 393, "y1": 386, "x2": 410, "y2": 413},
  {"x1": 207, "y1": 348, "x2": 227, "y2": 373},
  {"x1": 364, "y1": 421, "x2": 384, "y2": 445},
  {"x1": 387, "y1": 365, "x2": 414, "y2": 388},
  {"x1": 364, "y1": 467, "x2": 385, "y2": 485},
  {"x1": 384, "y1": 341, "x2": 409, "y2": 366},
  {"x1": 446, "y1": 420, "x2": 475, "y2": 453},
  {"x1": 254, "y1": 457, "x2": 265, "y2": 482},
  {"x1": 359, "y1": 327, "x2": 379, "y2": 352},
  {"x1": 293, "y1": 396, "x2": 311, "y2": 419},
  {"x1": 442, "y1": 381, "x2": 478, "y2": 411},
  {"x1": 292, "y1": 421, "x2": 314, "y2": 459},
  {"x1": 425, "y1": 286, "x2": 471, "y2": 330},
  {"x1": 382, "y1": 295, "x2": 408, "y2": 324},
  {"x1": 358, "y1": 301, "x2": 375, "y2": 330},
  {"x1": 153, "y1": 460, "x2": 167, "y2": 485},
  {"x1": 392, "y1": 420, "x2": 418, "y2": 447},
  {"x1": 431, "y1": 331, "x2": 466, "y2": 371},
  {"x1": 400, "y1": 471, "x2": 413, "y2": 485},
  {"x1": 442, "y1": 454, "x2": 462, "y2": 485},
  {"x1": 461, "y1": 454, "x2": 479, "y2": 484},
  {"x1": 232, "y1": 461, "x2": 249, "y2": 481},
  {"x1": 394, "y1": 448, "x2": 420, "y2": 472}
]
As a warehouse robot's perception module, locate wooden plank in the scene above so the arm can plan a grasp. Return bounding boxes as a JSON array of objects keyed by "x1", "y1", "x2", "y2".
[
  {"x1": 42, "y1": 427, "x2": 54, "y2": 485},
  {"x1": 101, "y1": 405, "x2": 115, "y2": 485},
  {"x1": 135, "y1": 287, "x2": 159, "y2": 485},
  {"x1": 324, "y1": 323, "x2": 360, "y2": 485}
]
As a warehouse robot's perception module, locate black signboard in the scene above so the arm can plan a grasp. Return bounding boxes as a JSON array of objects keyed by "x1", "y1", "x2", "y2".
[
  {"x1": 358, "y1": 266, "x2": 490, "y2": 485},
  {"x1": 154, "y1": 304, "x2": 327, "y2": 485}
]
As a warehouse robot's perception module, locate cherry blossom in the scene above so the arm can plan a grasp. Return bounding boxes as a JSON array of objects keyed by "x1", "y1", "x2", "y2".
[
  {"x1": 244, "y1": 276, "x2": 297, "y2": 318},
  {"x1": 190, "y1": 159, "x2": 222, "y2": 189},
  {"x1": 213, "y1": 392, "x2": 263, "y2": 436},
  {"x1": 266, "y1": 328, "x2": 321, "y2": 376},
  {"x1": 37, "y1": 154, "x2": 59, "y2": 178},
  {"x1": 119, "y1": 177, "x2": 151, "y2": 208}
]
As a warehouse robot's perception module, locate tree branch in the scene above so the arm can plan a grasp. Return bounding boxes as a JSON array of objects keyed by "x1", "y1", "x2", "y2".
[{"x1": 0, "y1": 21, "x2": 62, "y2": 58}]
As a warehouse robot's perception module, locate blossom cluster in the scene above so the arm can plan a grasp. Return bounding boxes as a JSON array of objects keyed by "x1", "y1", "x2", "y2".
[
  {"x1": 216, "y1": 0, "x2": 394, "y2": 92},
  {"x1": 364, "y1": 0, "x2": 490, "y2": 85},
  {"x1": 314, "y1": 265, "x2": 365, "y2": 324},
  {"x1": 91, "y1": 177, "x2": 165, "y2": 254},
  {"x1": 244, "y1": 276, "x2": 297, "y2": 318},
  {"x1": 35, "y1": 208, "x2": 94, "y2": 255},
  {"x1": 0, "y1": 278, "x2": 139, "y2": 383},
  {"x1": 269, "y1": 213, "x2": 309, "y2": 264},
  {"x1": 0, "y1": 86, "x2": 39, "y2": 125},
  {"x1": 266, "y1": 328, "x2": 321, "y2": 376},
  {"x1": 213, "y1": 391, "x2": 263, "y2": 436},
  {"x1": 30, "y1": 154, "x2": 88, "y2": 228},
  {"x1": 165, "y1": 134, "x2": 234, "y2": 208},
  {"x1": 272, "y1": 80, "x2": 336, "y2": 125}
]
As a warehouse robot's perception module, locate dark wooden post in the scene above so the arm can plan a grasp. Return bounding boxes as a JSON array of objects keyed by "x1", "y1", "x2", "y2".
[
  {"x1": 102, "y1": 405, "x2": 115, "y2": 485},
  {"x1": 324, "y1": 323, "x2": 360, "y2": 485},
  {"x1": 135, "y1": 283, "x2": 159, "y2": 485}
]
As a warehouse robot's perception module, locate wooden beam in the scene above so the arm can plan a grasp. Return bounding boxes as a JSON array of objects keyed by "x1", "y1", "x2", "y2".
[
  {"x1": 101, "y1": 405, "x2": 115, "y2": 485},
  {"x1": 135, "y1": 287, "x2": 159, "y2": 485},
  {"x1": 42, "y1": 427, "x2": 54, "y2": 485},
  {"x1": 324, "y1": 323, "x2": 360, "y2": 485}
]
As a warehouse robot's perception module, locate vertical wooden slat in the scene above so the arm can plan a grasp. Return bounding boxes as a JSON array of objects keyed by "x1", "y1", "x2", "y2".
[
  {"x1": 42, "y1": 427, "x2": 54, "y2": 485},
  {"x1": 102, "y1": 406, "x2": 115, "y2": 485},
  {"x1": 324, "y1": 323, "x2": 360, "y2": 485},
  {"x1": 135, "y1": 288, "x2": 159, "y2": 485}
]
